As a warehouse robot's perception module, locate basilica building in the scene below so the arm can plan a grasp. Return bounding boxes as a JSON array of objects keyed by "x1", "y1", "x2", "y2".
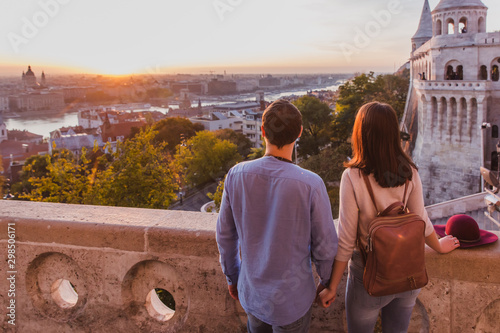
[
  {"x1": 402, "y1": 0, "x2": 500, "y2": 205},
  {"x1": 9, "y1": 66, "x2": 64, "y2": 113}
]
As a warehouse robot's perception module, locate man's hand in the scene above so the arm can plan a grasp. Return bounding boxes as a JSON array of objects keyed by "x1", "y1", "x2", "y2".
[
  {"x1": 315, "y1": 282, "x2": 326, "y2": 299},
  {"x1": 228, "y1": 284, "x2": 239, "y2": 301}
]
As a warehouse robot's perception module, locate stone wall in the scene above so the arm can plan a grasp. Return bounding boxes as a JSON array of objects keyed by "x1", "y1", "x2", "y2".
[
  {"x1": 409, "y1": 80, "x2": 488, "y2": 205},
  {"x1": 0, "y1": 201, "x2": 499, "y2": 332}
]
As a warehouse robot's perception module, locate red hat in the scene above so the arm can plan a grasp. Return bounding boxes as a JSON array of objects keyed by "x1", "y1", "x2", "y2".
[{"x1": 434, "y1": 214, "x2": 498, "y2": 248}]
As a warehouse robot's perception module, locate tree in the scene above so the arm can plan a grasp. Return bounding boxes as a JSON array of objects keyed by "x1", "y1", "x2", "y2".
[
  {"x1": 86, "y1": 127, "x2": 178, "y2": 209},
  {"x1": 293, "y1": 96, "x2": 333, "y2": 157},
  {"x1": 332, "y1": 70, "x2": 410, "y2": 143},
  {"x1": 208, "y1": 177, "x2": 225, "y2": 212},
  {"x1": 20, "y1": 149, "x2": 91, "y2": 204},
  {"x1": 247, "y1": 146, "x2": 265, "y2": 160},
  {"x1": 299, "y1": 143, "x2": 351, "y2": 218},
  {"x1": 214, "y1": 128, "x2": 252, "y2": 159},
  {"x1": 152, "y1": 117, "x2": 204, "y2": 154},
  {"x1": 16, "y1": 127, "x2": 179, "y2": 209},
  {"x1": 332, "y1": 72, "x2": 377, "y2": 143},
  {"x1": 174, "y1": 131, "x2": 241, "y2": 187},
  {"x1": 11, "y1": 154, "x2": 51, "y2": 198}
]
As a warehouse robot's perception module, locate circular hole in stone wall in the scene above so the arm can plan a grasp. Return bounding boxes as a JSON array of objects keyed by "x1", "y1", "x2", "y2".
[
  {"x1": 51, "y1": 279, "x2": 78, "y2": 309},
  {"x1": 145, "y1": 288, "x2": 176, "y2": 322}
]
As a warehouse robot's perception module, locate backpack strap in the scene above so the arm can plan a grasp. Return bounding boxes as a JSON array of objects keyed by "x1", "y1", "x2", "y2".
[
  {"x1": 361, "y1": 172, "x2": 378, "y2": 214},
  {"x1": 363, "y1": 172, "x2": 410, "y2": 213},
  {"x1": 402, "y1": 179, "x2": 409, "y2": 209}
]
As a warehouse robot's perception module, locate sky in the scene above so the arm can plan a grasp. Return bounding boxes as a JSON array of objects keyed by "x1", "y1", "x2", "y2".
[{"x1": 0, "y1": 0, "x2": 499, "y2": 76}]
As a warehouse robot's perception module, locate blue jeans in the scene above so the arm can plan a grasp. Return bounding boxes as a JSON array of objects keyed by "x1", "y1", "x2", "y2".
[
  {"x1": 247, "y1": 306, "x2": 312, "y2": 333},
  {"x1": 346, "y1": 259, "x2": 420, "y2": 333}
]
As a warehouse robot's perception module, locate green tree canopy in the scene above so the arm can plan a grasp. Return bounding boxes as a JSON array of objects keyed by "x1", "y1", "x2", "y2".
[
  {"x1": 293, "y1": 95, "x2": 333, "y2": 157},
  {"x1": 86, "y1": 128, "x2": 178, "y2": 209},
  {"x1": 214, "y1": 128, "x2": 252, "y2": 159},
  {"x1": 19, "y1": 149, "x2": 91, "y2": 204},
  {"x1": 174, "y1": 131, "x2": 241, "y2": 187},
  {"x1": 299, "y1": 143, "x2": 351, "y2": 218},
  {"x1": 332, "y1": 70, "x2": 409, "y2": 143},
  {"x1": 152, "y1": 117, "x2": 204, "y2": 154},
  {"x1": 16, "y1": 127, "x2": 178, "y2": 209}
]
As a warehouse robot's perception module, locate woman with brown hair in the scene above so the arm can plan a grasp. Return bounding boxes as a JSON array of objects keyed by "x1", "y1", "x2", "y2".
[{"x1": 318, "y1": 101, "x2": 459, "y2": 332}]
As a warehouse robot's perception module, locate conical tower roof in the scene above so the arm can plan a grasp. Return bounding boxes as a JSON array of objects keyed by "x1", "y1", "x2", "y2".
[
  {"x1": 433, "y1": 0, "x2": 487, "y2": 12},
  {"x1": 413, "y1": 0, "x2": 433, "y2": 39}
]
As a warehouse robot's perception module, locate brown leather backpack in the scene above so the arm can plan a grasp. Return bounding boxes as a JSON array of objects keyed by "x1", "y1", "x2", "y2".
[{"x1": 358, "y1": 173, "x2": 428, "y2": 297}]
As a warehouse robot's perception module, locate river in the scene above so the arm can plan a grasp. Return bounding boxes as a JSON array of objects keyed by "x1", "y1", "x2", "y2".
[{"x1": 3, "y1": 84, "x2": 341, "y2": 139}]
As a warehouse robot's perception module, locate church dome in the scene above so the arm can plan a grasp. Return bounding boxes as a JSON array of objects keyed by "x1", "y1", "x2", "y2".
[
  {"x1": 433, "y1": 0, "x2": 487, "y2": 12},
  {"x1": 25, "y1": 66, "x2": 35, "y2": 76}
]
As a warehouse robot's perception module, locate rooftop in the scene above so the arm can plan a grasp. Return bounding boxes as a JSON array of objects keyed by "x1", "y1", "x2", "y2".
[{"x1": 433, "y1": 0, "x2": 487, "y2": 12}]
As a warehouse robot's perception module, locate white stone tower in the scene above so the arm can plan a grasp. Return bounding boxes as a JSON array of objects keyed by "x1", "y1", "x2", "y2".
[{"x1": 402, "y1": 0, "x2": 500, "y2": 205}]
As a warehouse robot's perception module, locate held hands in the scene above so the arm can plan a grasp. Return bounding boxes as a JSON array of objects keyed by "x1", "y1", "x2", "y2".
[
  {"x1": 438, "y1": 235, "x2": 460, "y2": 253},
  {"x1": 316, "y1": 286, "x2": 337, "y2": 308},
  {"x1": 228, "y1": 284, "x2": 239, "y2": 301}
]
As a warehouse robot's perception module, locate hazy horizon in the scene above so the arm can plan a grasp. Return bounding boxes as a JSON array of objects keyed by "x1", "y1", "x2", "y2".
[{"x1": 1, "y1": 0, "x2": 499, "y2": 77}]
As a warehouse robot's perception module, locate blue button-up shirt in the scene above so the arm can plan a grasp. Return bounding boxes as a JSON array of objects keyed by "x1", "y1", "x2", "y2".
[{"x1": 216, "y1": 156, "x2": 338, "y2": 326}]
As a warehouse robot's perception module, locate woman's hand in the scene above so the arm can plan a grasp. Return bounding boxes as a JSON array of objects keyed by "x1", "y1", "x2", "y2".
[
  {"x1": 438, "y1": 235, "x2": 460, "y2": 253},
  {"x1": 317, "y1": 287, "x2": 337, "y2": 308},
  {"x1": 426, "y1": 231, "x2": 460, "y2": 254}
]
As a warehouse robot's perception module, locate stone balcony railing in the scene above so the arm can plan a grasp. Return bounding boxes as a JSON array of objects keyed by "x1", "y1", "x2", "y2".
[
  {"x1": 1, "y1": 201, "x2": 499, "y2": 332},
  {"x1": 413, "y1": 79, "x2": 493, "y2": 92}
]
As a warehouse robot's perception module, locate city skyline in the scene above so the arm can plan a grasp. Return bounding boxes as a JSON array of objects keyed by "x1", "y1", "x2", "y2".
[{"x1": 1, "y1": 0, "x2": 500, "y2": 76}]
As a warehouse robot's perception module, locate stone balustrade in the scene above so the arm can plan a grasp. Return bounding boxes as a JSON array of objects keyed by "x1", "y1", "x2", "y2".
[
  {"x1": 413, "y1": 79, "x2": 492, "y2": 92},
  {"x1": 0, "y1": 201, "x2": 499, "y2": 332},
  {"x1": 425, "y1": 192, "x2": 487, "y2": 221}
]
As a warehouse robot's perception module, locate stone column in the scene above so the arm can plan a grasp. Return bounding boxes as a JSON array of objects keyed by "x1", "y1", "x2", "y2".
[
  {"x1": 457, "y1": 98, "x2": 464, "y2": 142},
  {"x1": 447, "y1": 98, "x2": 453, "y2": 141},
  {"x1": 466, "y1": 98, "x2": 472, "y2": 140},
  {"x1": 419, "y1": 94, "x2": 428, "y2": 137},
  {"x1": 437, "y1": 98, "x2": 444, "y2": 139}
]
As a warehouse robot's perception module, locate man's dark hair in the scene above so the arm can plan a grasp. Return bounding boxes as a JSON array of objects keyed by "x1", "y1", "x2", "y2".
[{"x1": 262, "y1": 100, "x2": 302, "y2": 149}]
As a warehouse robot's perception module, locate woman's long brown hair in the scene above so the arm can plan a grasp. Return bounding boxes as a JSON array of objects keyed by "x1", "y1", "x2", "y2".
[{"x1": 345, "y1": 101, "x2": 417, "y2": 188}]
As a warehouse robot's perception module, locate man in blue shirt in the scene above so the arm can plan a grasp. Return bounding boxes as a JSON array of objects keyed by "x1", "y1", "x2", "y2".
[{"x1": 216, "y1": 99, "x2": 338, "y2": 332}]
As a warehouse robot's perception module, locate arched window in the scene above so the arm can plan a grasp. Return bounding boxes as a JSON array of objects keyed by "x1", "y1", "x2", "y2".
[
  {"x1": 447, "y1": 19, "x2": 455, "y2": 35},
  {"x1": 478, "y1": 17, "x2": 486, "y2": 33},
  {"x1": 457, "y1": 65, "x2": 464, "y2": 80},
  {"x1": 493, "y1": 65, "x2": 500, "y2": 82},
  {"x1": 493, "y1": 125, "x2": 499, "y2": 138},
  {"x1": 436, "y1": 19, "x2": 443, "y2": 35},
  {"x1": 480, "y1": 65, "x2": 488, "y2": 80},
  {"x1": 412, "y1": 43, "x2": 417, "y2": 52},
  {"x1": 459, "y1": 17, "x2": 468, "y2": 33},
  {"x1": 446, "y1": 65, "x2": 454, "y2": 80},
  {"x1": 492, "y1": 151, "x2": 499, "y2": 173}
]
